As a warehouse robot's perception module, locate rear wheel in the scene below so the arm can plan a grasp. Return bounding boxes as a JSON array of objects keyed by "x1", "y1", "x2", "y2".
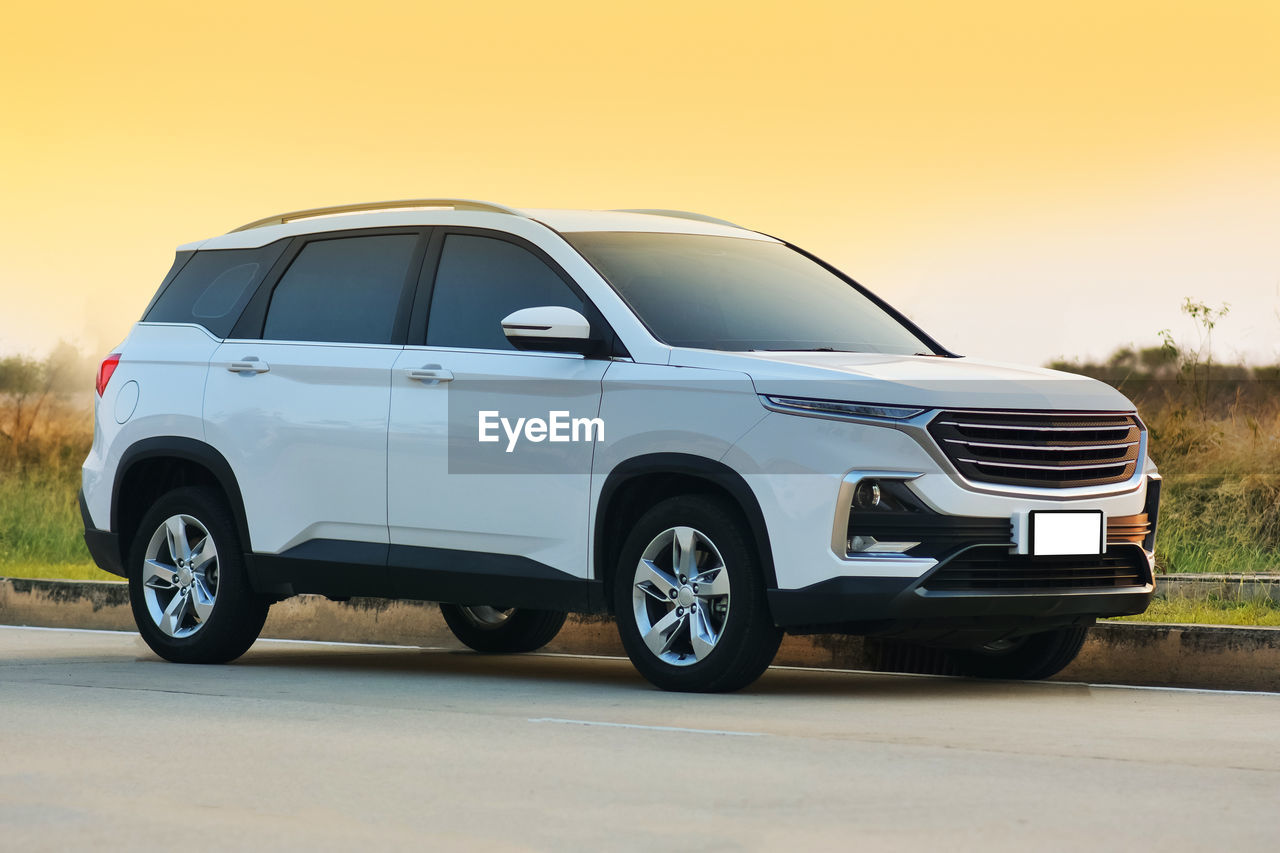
[
  {"x1": 613, "y1": 495, "x2": 781, "y2": 692},
  {"x1": 439, "y1": 604, "x2": 567, "y2": 653},
  {"x1": 127, "y1": 486, "x2": 269, "y2": 664},
  {"x1": 947, "y1": 623, "x2": 1091, "y2": 680}
]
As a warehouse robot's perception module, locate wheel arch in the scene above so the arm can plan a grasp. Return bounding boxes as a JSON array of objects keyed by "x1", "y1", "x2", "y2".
[
  {"x1": 593, "y1": 453, "x2": 777, "y2": 611},
  {"x1": 111, "y1": 437, "x2": 252, "y2": 571}
]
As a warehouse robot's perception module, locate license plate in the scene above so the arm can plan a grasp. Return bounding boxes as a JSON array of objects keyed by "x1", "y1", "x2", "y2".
[{"x1": 1030, "y1": 510, "x2": 1104, "y2": 556}]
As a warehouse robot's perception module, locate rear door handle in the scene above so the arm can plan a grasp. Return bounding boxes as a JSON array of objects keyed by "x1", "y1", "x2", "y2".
[
  {"x1": 405, "y1": 365, "x2": 453, "y2": 384},
  {"x1": 227, "y1": 357, "x2": 270, "y2": 374}
]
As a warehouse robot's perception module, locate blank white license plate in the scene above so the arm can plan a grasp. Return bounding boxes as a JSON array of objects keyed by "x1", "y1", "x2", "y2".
[{"x1": 1030, "y1": 511, "x2": 1104, "y2": 556}]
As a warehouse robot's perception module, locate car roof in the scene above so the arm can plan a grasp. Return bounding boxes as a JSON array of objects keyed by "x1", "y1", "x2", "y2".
[{"x1": 180, "y1": 200, "x2": 777, "y2": 251}]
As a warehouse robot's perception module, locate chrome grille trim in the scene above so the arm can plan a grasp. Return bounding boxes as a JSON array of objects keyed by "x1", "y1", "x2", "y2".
[
  {"x1": 935, "y1": 421, "x2": 1132, "y2": 433},
  {"x1": 927, "y1": 410, "x2": 1143, "y2": 489},
  {"x1": 954, "y1": 458, "x2": 1131, "y2": 472},
  {"x1": 945, "y1": 439, "x2": 1139, "y2": 453}
]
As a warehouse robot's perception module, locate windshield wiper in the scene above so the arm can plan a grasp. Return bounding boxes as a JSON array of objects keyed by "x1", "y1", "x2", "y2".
[{"x1": 750, "y1": 346, "x2": 849, "y2": 353}]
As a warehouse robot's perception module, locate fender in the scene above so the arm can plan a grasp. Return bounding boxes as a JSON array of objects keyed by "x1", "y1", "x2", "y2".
[
  {"x1": 593, "y1": 452, "x2": 778, "y2": 590},
  {"x1": 111, "y1": 436, "x2": 254, "y2": 556}
]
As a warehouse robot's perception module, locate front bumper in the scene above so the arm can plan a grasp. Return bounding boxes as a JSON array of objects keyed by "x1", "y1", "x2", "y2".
[
  {"x1": 768, "y1": 473, "x2": 1161, "y2": 642},
  {"x1": 768, "y1": 556, "x2": 1153, "y2": 640},
  {"x1": 79, "y1": 489, "x2": 124, "y2": 578}
]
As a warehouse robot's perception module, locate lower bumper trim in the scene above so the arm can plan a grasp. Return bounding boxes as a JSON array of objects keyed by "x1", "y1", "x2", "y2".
[
  {"x1": 79, "y1": 489, "x2": 124, "y2": 578},
  {"x1": 768, "y1": 574, "x2": 1153, "y2": 633}
]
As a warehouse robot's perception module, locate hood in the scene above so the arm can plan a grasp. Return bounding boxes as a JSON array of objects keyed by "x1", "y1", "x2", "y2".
[{"x1": 668, "y1": 350, "x2": 1135, "y2": 412}]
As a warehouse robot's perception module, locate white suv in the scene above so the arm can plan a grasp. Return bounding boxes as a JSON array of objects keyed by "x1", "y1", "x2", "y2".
[{"x1": 81, "y1": 199, "x2": 1159, "y2": 692}]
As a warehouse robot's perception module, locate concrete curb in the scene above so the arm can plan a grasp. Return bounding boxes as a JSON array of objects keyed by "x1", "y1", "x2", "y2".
[
  {"x1": 1157, "y1": 573, "x2": 1280, "y2": 603},
  {"x1": 3, "y1": 577, "x2": 1278, "y2": 692}
]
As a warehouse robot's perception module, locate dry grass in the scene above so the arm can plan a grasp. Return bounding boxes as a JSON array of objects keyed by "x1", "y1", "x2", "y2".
[
  {"x1": 1142, "y1": 404, "x2": 1280, "y2": 574},
  {"x1": 0, "y1": 394, "x2": 98, "y2": 573}
]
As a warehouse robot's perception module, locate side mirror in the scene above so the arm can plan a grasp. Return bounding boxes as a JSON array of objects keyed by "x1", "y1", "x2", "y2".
[{"x1": 500, "y1": 306, "x2": 596, "y2": 355}]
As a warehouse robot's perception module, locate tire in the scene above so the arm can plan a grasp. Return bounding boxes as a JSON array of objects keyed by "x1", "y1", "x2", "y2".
[
  {"x1": 612, "y1": 495, "x2": 782, "y2": 693},
  {"x1": 440, "y1": 604, "x2": 567, "y2": 653},
  {"x1": 947, "y1": 623, "x2": 1091, "y2": 680},
  {"x1": 127, "y1": 486, "x2": 269, "y2": 664}
]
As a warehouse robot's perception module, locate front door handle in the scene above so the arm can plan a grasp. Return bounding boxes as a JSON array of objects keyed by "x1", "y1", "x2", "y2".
[
  {"x1": 405, "y1": 365, "x2": 453, "y2": 384},
  {"x1": 228, "y1": 357, "x2": 270, "y2": 374}
]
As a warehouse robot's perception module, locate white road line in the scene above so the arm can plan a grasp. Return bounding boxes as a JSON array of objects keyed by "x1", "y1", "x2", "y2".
[
  {"x1": 3, "y1": 625, "x2": 1277, "y2": 698},
  {"x1": 1071, "y1": 681, "x2": 1280, "y2": 698},
  {"x1": 254, "y1": 637, "x2": 437, "y2": 650},
  {"x1": 0, "y1": 625, "x2": 431, "y2": 650},
  {"x1": 528, "y1": 717, "x2": 766, "y2": 737},
  {"x1": 0, "y1": 625, "x2": 132, "y2": 636},
  {"x1": 765, "y1": 660, "x2": 1280, "y2": 697}
]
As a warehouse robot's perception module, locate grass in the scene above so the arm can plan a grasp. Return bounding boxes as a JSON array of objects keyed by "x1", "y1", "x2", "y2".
[
  {"x1": 0, "y1": 393, "x2": 101, "y2": 578},
  {"x1": 1111, "y1": 597, "x2": 1280, "y2": 627},
  {"x1": 0, "y1": 562, "x2": 120, "y2": 582},
  {"x1": 1147, "y1": 407, "x2": 1280, "y2": 575}
]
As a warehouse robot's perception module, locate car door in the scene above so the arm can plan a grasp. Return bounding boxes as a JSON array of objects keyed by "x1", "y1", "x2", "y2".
[
  {"x1": 387, "y1": 229, "x2": 609, "y2": 605},
  {"x1": 203, "y1": 228, "x2": 428, "y2": 594}
]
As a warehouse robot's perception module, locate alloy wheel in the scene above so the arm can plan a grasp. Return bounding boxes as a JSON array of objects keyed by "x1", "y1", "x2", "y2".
[
  {"x1": 630, "y1": 526, "x2": 731, "y2": 666},
  {"x1": 141, "y1": 514, "x2": 219, "y2": 639}
]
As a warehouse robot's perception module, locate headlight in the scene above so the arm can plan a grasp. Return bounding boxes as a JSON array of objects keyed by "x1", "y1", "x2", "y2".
[{"x1": 760, "y1": 395, "x2": 926, "y2": 422}]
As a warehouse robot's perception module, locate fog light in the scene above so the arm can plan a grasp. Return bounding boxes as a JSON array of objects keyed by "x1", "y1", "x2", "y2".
[
  {"x1": 849, "y1": 535, "x2": 877, "y2": 552},
  {"x1": 853, "y1": 480, "x2": 882, "y2": 509},
  {"x1": 848, "y1": 535, "x2": 921, "y2": 554}
]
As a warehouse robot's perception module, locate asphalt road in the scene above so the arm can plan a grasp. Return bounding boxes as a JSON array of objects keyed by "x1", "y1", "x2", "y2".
[{"x1": 1, "y1": 626, "x2": 1277, "y2": 852}]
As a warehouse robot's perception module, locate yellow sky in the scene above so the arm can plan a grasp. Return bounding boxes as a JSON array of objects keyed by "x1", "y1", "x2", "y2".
[{"x1": 2, "y1": 0, "x2": 1278, "y2": 364}]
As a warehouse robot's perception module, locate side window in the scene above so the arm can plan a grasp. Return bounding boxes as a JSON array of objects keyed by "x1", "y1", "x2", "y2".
[
  {"x1": 426, "y1": 234, "x2": 584, "y2": 351},
  {"x1": 144, "y1": 241, "x2": 287, "y2": 337},
  {"x1": 263, "y1": 234, "x2": 419, "y2": 344}
]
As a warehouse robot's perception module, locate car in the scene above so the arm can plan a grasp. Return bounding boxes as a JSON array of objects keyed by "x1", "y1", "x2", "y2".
[{"x1": 80, "y1": 198, "x2": 1159, "y2": 692}]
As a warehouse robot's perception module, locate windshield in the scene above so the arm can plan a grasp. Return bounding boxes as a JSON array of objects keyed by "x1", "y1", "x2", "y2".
[{"x1": 566, "y1": 232, "x2": 937, "y2": 355}]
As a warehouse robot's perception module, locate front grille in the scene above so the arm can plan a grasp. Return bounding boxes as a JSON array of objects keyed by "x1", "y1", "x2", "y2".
[
  {"x1": 921, "y1": 545, "x2": 1151, "y2": 593},
  {"x1": 928, "y1": 410, "x2": 1142, "y2": 488}
]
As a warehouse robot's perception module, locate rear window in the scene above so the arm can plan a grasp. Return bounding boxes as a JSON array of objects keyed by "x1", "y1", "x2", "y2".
[{"x1": 144, "y1": 240, "x2": 288, "y2": 337}]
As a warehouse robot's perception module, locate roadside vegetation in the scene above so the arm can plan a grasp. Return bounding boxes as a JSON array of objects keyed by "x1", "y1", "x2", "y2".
[
  {"x1": 0, "y1": 346, "x2": 113, "y2": 580},
  {"x1": 1, "y1": 298, "x2": 1276, "y2": 593},
  {"x1": 1111, "y1": 597, "x2": 1280, "y2": 627},
  {"x1": 1048, "y1": 299, "x2": 1279, "y2": 575}
]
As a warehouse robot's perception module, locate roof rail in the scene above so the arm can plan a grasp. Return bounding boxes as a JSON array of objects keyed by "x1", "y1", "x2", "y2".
[
  {"x1": 612, "y1": 209, "x2": 747, "y2": 230},
  {"x1": 230, "y1": 198, "x2": 523, "y2": 233}
]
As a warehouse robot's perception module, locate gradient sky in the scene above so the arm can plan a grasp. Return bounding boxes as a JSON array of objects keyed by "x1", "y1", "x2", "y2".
[{"x1": 2, "y1": 0, "x2": 1278, "y2": 366}]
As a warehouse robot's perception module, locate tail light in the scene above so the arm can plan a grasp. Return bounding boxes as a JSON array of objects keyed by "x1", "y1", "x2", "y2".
[{"x1": 96, "y1": 353, "x2": 121, "y2": 396}]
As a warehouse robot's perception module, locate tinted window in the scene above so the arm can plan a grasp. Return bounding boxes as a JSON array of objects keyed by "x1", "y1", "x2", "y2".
[
  {"x1": 263, "y1": 234, "x2": 418, "y2": 344},
  {"x1": 567, "y1": 232, "x2": 934, "y2": 355},
  {"x1": 144, "y1": 241, "x2": 287, "y2": 337},
  {"x1": 193, "y1": 263, "x2": 260, "y2": 318},
  {"x1": 426, "y1": 235, "x2": 583, "y2": 350}
]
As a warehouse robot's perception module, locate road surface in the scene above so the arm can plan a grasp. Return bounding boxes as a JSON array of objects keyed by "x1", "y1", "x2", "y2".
[{"x1": 1, "y1": 626, "x2": 1277, "y2": 851}]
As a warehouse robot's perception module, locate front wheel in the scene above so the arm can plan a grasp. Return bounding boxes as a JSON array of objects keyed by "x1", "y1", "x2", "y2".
[
  {"x1": 947, "y1": 623, "x2": 1091, "y2": 680},
  {"x1": 439, "y1": 604, "x2": 567, "y2": 653},
  {"x1": 613, "y1": 495, "x2": 782, "y2": 693},
  {"x1": 127, "y1": 486, "x2": 269, "y2": 664}
]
